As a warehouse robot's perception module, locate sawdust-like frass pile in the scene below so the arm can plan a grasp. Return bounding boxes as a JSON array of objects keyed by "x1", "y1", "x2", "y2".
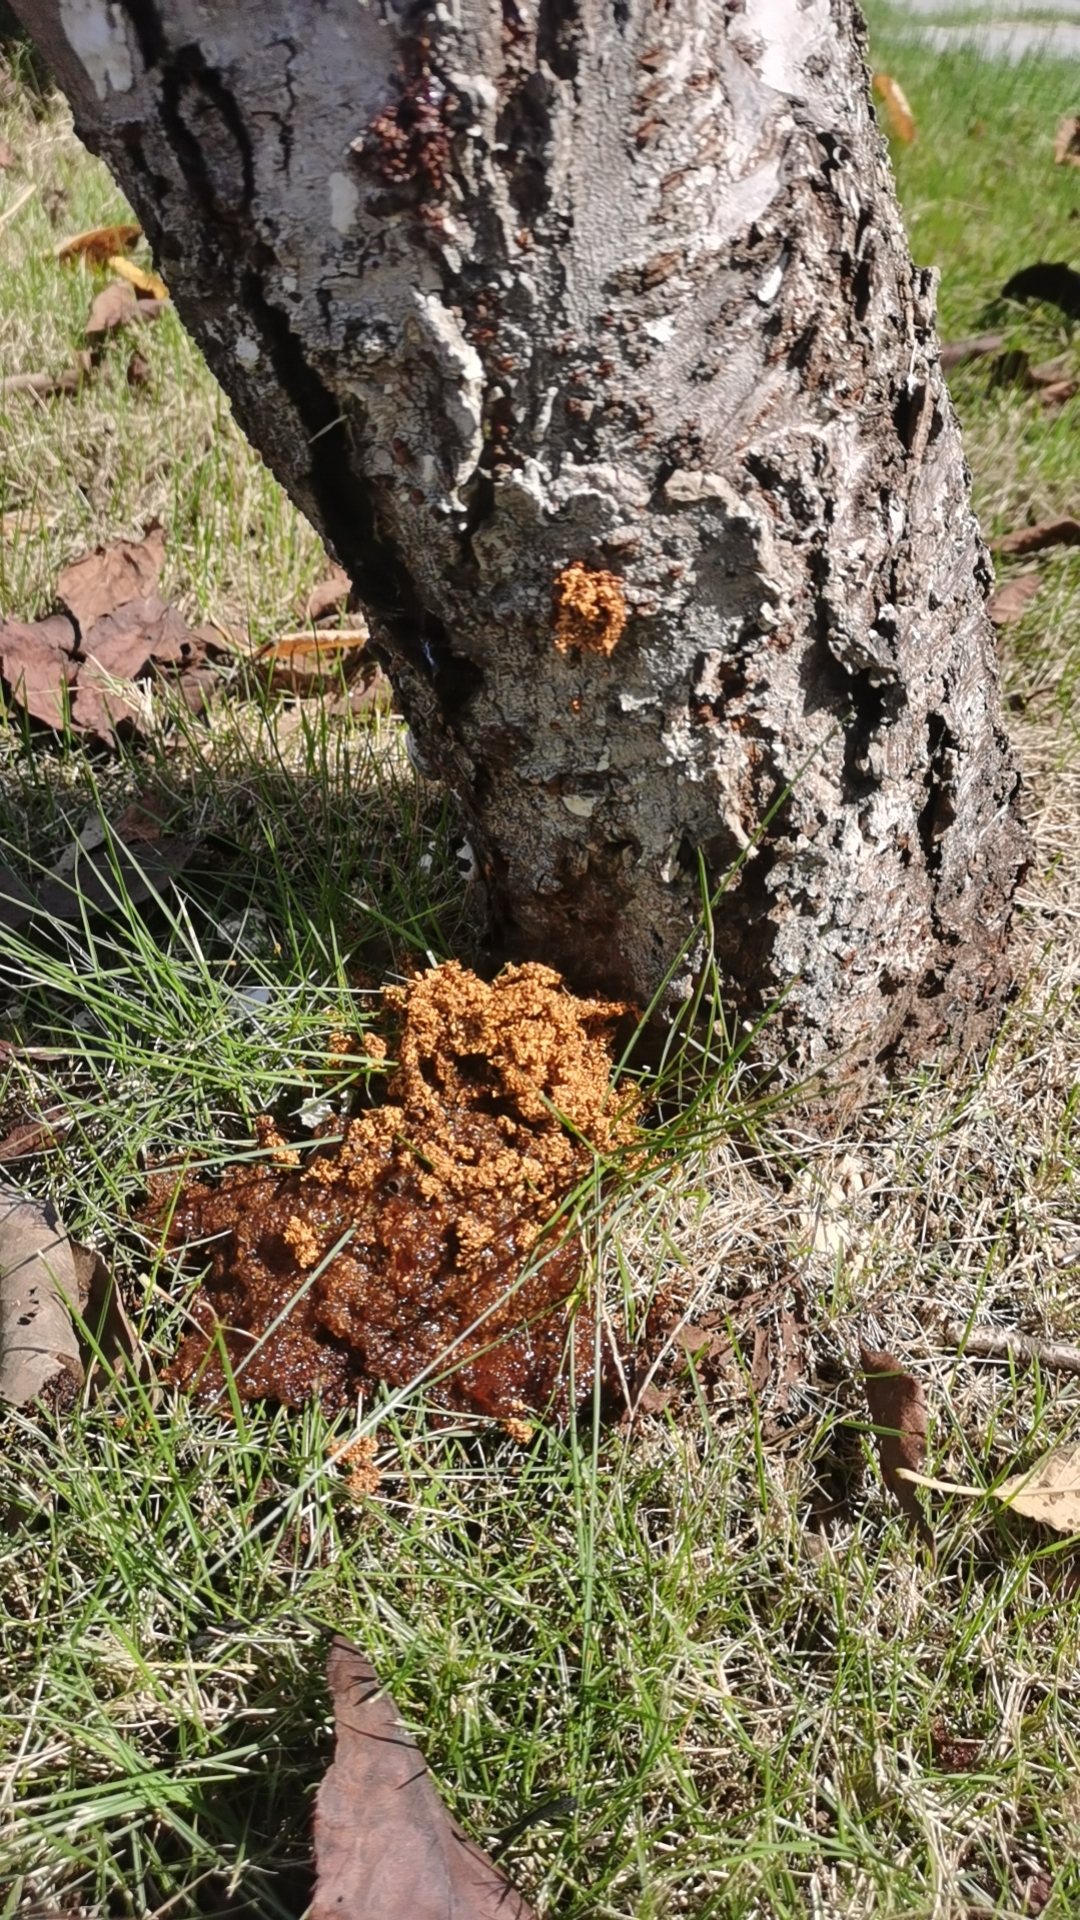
[{"x1": 156, "y1": 963, "x2": 641, "y2": 1419}]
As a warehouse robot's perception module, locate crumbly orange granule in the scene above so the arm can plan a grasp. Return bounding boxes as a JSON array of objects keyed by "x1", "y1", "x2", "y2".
[
  {"x1": 332, "y1": 1431, "x2": 382, "y2": 1499},
  {"x1": 552, "y1": 561, "x2": 627, "y2": 657},
  {"x1": 159, "y1": 962, "x2": 640, "y2": 1419}
]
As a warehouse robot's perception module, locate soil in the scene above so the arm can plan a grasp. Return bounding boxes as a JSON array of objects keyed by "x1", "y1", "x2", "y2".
[{"x1": 156, "y1": 961, "x2": 640, "y2": 1419}]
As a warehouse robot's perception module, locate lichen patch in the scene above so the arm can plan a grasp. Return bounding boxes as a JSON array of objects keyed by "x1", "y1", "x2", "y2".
[{"x1": 553, "y1": 561, "x2": 627, "y2": 657}]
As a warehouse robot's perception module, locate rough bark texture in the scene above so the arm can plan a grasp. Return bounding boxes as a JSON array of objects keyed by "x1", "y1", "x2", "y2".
[{"x1": 19, "y1": 0, "x2": 1031, "y2": 1071}]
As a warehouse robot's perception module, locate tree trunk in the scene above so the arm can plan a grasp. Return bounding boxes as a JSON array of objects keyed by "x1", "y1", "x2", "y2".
[{"x1": 18, "y1": 0, "x2": 1030, "y2": 1073}]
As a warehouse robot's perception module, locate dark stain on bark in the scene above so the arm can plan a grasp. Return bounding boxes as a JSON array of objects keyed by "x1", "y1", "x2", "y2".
[
  {"x1": 495, "y1": 68, "x2": 556, "y2": 222},
  {"x1": 537, "y1": 0, "x2": 581, "y2": 81},
  {"x1": 117, "y1": 0, "x2": 166, "y2": 70},
  {"x1": 158, "y1": 45, "x2": 254, "y2": 224},
  {"x1": 917, "y1": 712, "x2": 959, "y2": 874}
]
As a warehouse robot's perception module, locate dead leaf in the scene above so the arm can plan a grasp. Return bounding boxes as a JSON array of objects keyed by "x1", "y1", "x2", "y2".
[
  {"x1": 313, "y1": 1638, "x2": 536, "y2": 1920},
  {"x1": 0, "y1": 1108, "x2": 69, "y2": 1162},
  {"x1": 872, "y1": 73, "x2": 916, "y2": 145},
  {"x1": 1021, "y1": 1867, "x2": 1055, "y2": 1915},
  {"x1": 633, "y1": 1382, "x2": 673, "y2": 1415},
  {"x1": 0, "y1": 139, "x2": 15, "y2": 170},
  {"x1": 988, "y1": 572, "x2": 1041, "y2": 626},
  {"x1": 0, "y1": 352, "x2": 92, "y2": 398},
  {"x1": 55, "y1": 222, "x2": 141, "y2": 265},
  {"x1": 860, "y1": 1345, "x2": 934, "y2": 1550},
  {"x1": 58, "y1": 527, "x2": 165, "y2": 632},
  {"x1": 0, "y1": 1185, "x2": 82, "y2": 1406},
  {"x1": 306, "y1": 564, "x2": 352, "y2": 623},
  {"x1": 113, "y1": 796, "x2": 164, "y2": 841},
  {"x1": 994, "y1": 518, "x2": 1080, "y2": 556},
  {"x1": 177, "y1": 667, "x2": 216, "y2": 714},
  {"x1": 106, "y1": 253, "x2": 168, "y2": 301},
  {"x1": 254, "y1": 626, "x2": 371, "y2": 696},
  {"x1": 939, "y1": 332, "x2": 1005, "y2": 371},
  {"x1": 84, "y1": 281, "x2": 137, "y2": 338},
  {"x1": 1037, "y1": 379, "x2": 1079, "y2": 406},
  {"x1": 996, "y1": 1442, "x2": 1080, "y2": 1532},
  {"x1": 71, "y1": 1242, "x2": 145, "y2": 1395},
  {"x1": 84, "y1": 285, "x2": 166, "y2": 340},
  {"x1": 0, "y1": 831, "x2": 197, "y2": 934},
  {"x1": 126, "y1": 351, "x2": 150, "y2": 388},
  {"x1": 0, "y1": 614, "x2": 78, "y2": 728},
  {"x1": 1055, "y1": 116, "x2": 1080, "y2": 166}
]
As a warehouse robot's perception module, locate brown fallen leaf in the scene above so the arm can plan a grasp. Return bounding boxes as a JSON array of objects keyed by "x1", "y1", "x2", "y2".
[
  {"x1": 0, "y1": 1184, "x2": 82, "y2": 1406},
  {"x1": 0, "y1": 352, "x2": 92, "y2": 399},
  {"x1": 313, "y1": 1638, "x2": 537, "y2": 1920},
  {"x1": 85, "y1": 280, "x2": 137, "y2": 338},
  {"x1": 254, "y1": 627, "x2": 370, "y2": 696},
  {"x1": 632, "y1": 1382, "x2": 673, "y2": 1416},
  {"x1": 126, "y1": 351, "x2": 150, "y2": 388},
  {"x1": 1055, "y1": 115, "x2": 1080, "y2": 166},
  {"x1": 872, "y1": 73, "x2": 916, "y2": 145},
  {"x1": 0, "y1": 614, "x2": 78, "y2": 728},
  {"x1": 987, "y1": 572, "x2": 1041, "y2": 626},
  {"x1": 58, "y1": 527, "x2": 165, "y2": 633},
  {"x1": 306, "y1": 563, "x2": 352, "y2": 624},
  {"x1": 0, "y1": 138, "x2": 15, "y2": 170},
  {"x1": 55, "y1": 221, "x2": 141, "y2": 265},
  {"x1": 106, "y1": 254, "x2": 168, "y2": 301},
  {"x1": 0, "y1": 831, "x2": 198, "y2": 933},
  {"x1": 1038, "y1": 379, "x2": 1079, "y2": 406},
  {"x1": 939, "y1": 332, "x2": 1005, "y2": 372},
  {"x1": 860, "y1": 1344, "x2": 934, "y2": 1550},
  {"x1": 176, "y1": 667, "x2": 217, "y2": 714},
  {"x1": 994, "y1": 518, "x2": 1080, "y2": 556},
  {"x1": 0, "y1": 1107, "x2": 70, "y2": 1162},
  {"x1": 72, "y1": 1242, "x2": 145, "y2": 1396}
]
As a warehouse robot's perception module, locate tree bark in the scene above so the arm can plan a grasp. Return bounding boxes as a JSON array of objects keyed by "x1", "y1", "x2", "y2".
[{"x1": 17, "y1": 0, "x2": 1031, "y2": 1072}]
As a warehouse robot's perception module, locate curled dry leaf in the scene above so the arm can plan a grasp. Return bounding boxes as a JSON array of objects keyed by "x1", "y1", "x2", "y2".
[
  {"x1": 987, "y1": 572, "x2": 1041, "y2": 627},
  {"x1": 0, "y1": 1107, "x2": 70, "y2": 1162},
  {"x1": 55, "y1": 221, "x2": 141, "y2": 265},
  {"x1": 314, "y1": 1637, "x2": 536, "y2": 1920},
  {"x1": 106, "y1": 253, "x2": 168, "y2": 301},
  {"x1": 254, "y1": 626, "x2": 372, "y2": 696},
  {"x1": 306, "y1": 563, "x2": 352, "y2": 624},
  {"x1": 126, "y1": 351, "x2": 150, "y2": 388},
  {"x1": 996, "y1": 1442, "x2": 1080, "y2": 1532},
  {"x1": 0, "y1": 1184, "x2": 82, "y2": 1407},
  {"x1": 84, "y1": 280, "x2": 136, "y2": 338},
  {"x1": 0, "y1": 352, "x2": 92, "y2": 398},
  {"x1": 939, "y1": 332, "x2": 1005, "y2": 372},
  {"x1": 860, "y1": 1344, "x2": 934, "y2": 1550},
  {"x1": 872, "y1": 73, "x2": 916, "y2": 144},
  {"x1": 994, "y1": 518, "x2": 1080, "y2": 557}
]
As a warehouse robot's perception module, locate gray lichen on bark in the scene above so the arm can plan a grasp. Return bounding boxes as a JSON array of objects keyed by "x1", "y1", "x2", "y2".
[{"x1": 20, "y1": 0, "x2": 1031, "y2": 1072}]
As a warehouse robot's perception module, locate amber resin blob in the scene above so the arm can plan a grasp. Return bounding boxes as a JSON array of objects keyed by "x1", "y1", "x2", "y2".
[{"x1": 159, "y1": 962, "x2": 641, "y2": 1418}]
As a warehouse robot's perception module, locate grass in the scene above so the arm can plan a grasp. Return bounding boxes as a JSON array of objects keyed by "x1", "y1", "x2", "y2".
[{"x1": 1, "y1": 20, "x2": 1080, "y2": 1920}]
